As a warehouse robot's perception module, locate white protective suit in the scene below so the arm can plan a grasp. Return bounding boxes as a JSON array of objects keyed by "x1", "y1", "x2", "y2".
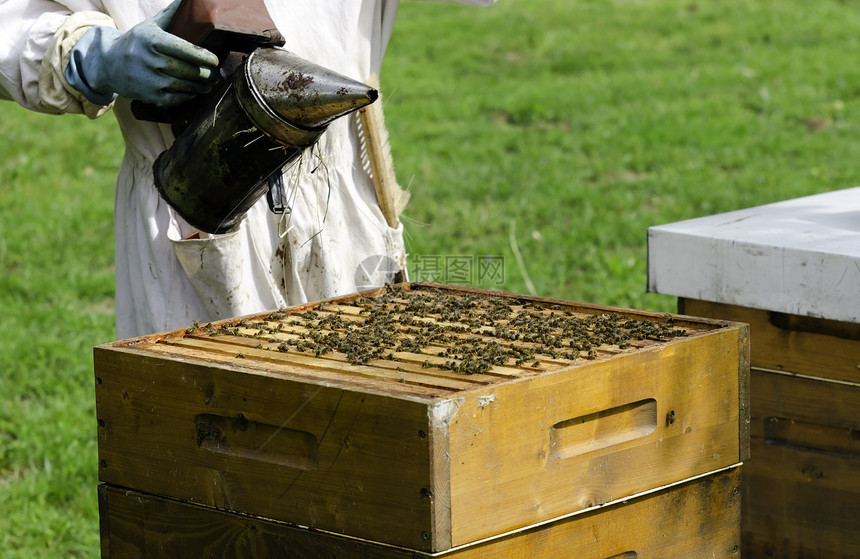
[{"x1": 0, "y1": 0, "x2": 494, "y2": 338}]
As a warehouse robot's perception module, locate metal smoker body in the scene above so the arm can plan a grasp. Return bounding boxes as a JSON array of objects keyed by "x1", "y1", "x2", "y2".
[{"x1": 137, "y1": 0, "x2": 378, "y2": 234}]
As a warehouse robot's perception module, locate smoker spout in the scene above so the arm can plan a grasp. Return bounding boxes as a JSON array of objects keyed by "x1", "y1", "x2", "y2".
[{"x1": 247, "y1": 48, "x2": 379, "y2": 130}]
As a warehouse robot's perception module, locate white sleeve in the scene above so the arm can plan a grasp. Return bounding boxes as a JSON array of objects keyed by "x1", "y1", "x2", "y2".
[{"x1": 0, "y1": 1, "x2": 116, "y2": 117}]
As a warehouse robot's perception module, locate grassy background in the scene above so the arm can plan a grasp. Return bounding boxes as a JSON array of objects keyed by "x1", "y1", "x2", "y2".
[
  {"x1": 387, "y1": 0, "x2": 860, "y2": 307},
  {"x1": 2, "y1": 0, "x2": 859, "y2": 555}
]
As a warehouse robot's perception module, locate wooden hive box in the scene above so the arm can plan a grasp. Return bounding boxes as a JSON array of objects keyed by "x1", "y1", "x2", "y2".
[
  {"x1": 99, "y1": 466, "x2": 742, "y2": 558},
  {"x1": 94, "y1": 283, "x2": 749, "y2": 553},
  {"x1": 648, "y1": 187, "x2": 860, "y2": 558},
  {"x1": 679, "y1": 299, "x2": 860, "y2": 558}
]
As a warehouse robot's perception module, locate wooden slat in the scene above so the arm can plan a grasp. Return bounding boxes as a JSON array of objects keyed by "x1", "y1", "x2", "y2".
[
  {"x1": 186, "y1": 317, "x2": 547, "y2": 376},
  {"x1": 183, "y1": 333, "x2": 507, "y2": 383},
  {"x1": 175, "y1": 294, "x2": 703, "y2": 382},
  {"x1": 159, "y1": 337, "x2": 480, "y2": 392},
  {"x1": 226, "y1": 312, "x2": 601, "y2": 369},
  {"x1": 680, "y1": 298, "x2": 860, "y2": 384},
  {"x1": 221, "y1": 326, "x2": 538, "y2": 376},
  {"x1": 404, "y1": 282, "x2": 730, "y2": 330},
  {"x1": 139, "y1": 342, "x2": 447, "y2": 399},
  {"x1": 99, "y1": 467, "x2": 741, "y2": 558},
  {"x1": 322, "y1": 298, "x2": 708, "y2": 345},
  {"x1": 742, "y1": 369, "x2": 860, "y2": 557},
  {"x1": 137, "y1": 287, "x2": 718, "y2": 394}
]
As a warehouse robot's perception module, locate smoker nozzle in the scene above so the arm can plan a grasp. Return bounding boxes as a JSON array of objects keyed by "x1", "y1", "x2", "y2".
[{"x1": 247, "y1": 48, "x2": 378, "y2": 131}]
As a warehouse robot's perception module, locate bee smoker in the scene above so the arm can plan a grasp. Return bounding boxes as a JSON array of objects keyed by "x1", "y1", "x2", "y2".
[{"x1": 134, "y1": 0, "x2": 378, "y2": 234}]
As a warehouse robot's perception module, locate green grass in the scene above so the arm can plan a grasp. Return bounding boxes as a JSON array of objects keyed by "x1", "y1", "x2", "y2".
[
  {"x1": 1, "y1": 108, "x2": 119, "y2": 556},
  {"x1": 386, "y1": 0, "x2": 860, "y2": 307},
  {"x1": 3, "y1": 0, "x2": 860, "y2": 555}
]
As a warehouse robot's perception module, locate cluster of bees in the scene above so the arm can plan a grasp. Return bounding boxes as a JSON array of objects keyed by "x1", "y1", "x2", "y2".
[{"x1": 197, "y1": 287, "x2": 688, "y2": 375}]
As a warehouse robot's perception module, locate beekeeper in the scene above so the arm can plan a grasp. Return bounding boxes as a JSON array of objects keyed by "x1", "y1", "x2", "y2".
[{"x1": 0, "y1": 0, "x2": 495, "y2": 338}]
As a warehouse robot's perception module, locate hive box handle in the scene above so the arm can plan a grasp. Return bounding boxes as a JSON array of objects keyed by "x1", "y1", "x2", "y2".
[
  {"x1": 550, "y1": 399, "x2": 657, "y2": 460},
  {"x1": 195, "y1": 413, "x2": 319, "y2": 470},
  {"x1": 764, "y1": 416, "x2": 860, "y2": 459}
]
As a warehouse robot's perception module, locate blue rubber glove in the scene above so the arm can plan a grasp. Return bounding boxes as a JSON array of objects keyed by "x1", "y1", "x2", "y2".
[{"x1": 65, "y1": 0, "x2": 220, "y2": 107}]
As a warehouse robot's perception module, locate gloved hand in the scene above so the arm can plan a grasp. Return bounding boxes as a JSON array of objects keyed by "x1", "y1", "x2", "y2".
[{"x1": 65, "y1": 0, "x2": 220, "y2": 107}]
